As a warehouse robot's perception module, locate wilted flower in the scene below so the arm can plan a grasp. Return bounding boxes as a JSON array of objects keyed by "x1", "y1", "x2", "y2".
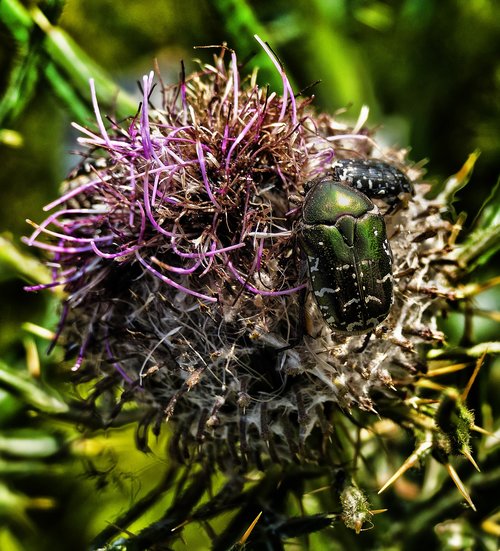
[{"x1": 25, "y1": 38, "x2": 457, "y2": 476}]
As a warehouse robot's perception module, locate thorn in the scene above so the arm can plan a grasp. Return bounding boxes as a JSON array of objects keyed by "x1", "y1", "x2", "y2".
[
  {"x1": 171, "y1": 519, "x2": 189, "y2": 532},
  {"x1": 378, "y1": 441, "x2": 432, "y2": 494},
  {"x1": 471, "y1": 424, "x2": 493, "y2": 437},
  {"x1": 462, "y1": 350, "x2": 487, "y2": 401},
  {"x1": 445, "y1": 463, "x2": 476, "y2": 511},
  {"x1": 448, "y1": 211, "x2": 467, "y2": 246},
  {"x1": 305, "y1": 484, "x2": 330, "y2": 496},
  {"x1": 239, "y1": 511, "x2": 263, "y2": 544},
  {"x1": 426, "y1": 362, "x2": 470, "y2": 377},
  {"x1": 463, "y1": 275, "x2": 500, "y2": 298},
  {"x1": 415, "y1": 379, "x2": 445, "y2": 391},
  {"x1": 22, "y1": 322, "x2": 56, "y2": 341},
  {"x1": 462, "y1": 448, "x2": 480, "y2": 472},
  {"x1": 481, "y1": 511, "x2": 500, "y2": 537},
  {"x1": 409, "y1": 398, "x2": 438, "y2": 406},
  {"x1": 23, "y1": 336, "x2": 40, "y2": 378}
]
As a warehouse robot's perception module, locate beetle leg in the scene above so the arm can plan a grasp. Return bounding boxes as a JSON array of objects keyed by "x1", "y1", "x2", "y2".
[{"x1": 355, "y1": 332, "x2": 372, "y2": 352}]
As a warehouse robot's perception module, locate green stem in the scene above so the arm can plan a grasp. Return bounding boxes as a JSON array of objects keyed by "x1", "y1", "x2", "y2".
[{"x1": 1, "y1": 0, "x2": 137, "y2": 124}]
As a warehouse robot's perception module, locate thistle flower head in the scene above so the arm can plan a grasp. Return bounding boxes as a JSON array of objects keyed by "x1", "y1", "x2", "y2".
[{"x1": 25, "y1": 41, "x2": 457, "y2": 469}]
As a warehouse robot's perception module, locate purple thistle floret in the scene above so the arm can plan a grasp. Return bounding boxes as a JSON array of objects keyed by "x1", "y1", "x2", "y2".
[
  {"x1": 25, "y1": 44, "x2": 309, "y2": 308},
  {"x1": 25, "y1": 39, "x2": 455, "y2": 468}
]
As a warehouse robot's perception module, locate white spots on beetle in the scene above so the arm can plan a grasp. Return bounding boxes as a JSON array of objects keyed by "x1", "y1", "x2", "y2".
[
  {"x1": 376, "y1": 273, "x2": 392, "y2": 284},
  {"x1": 346, "y1": 319, "x2": 365, "y2": 332},
  {"x1": 314, "y1": 287, "x2": 340, "y2": 298},
  {"x1": 343, "y1": 297, "x2": 360, "y2": 310},
  {"x1": 318, "y1": 241, "x2": 324, "y2": 246},
  {"x1": 364, "y1": 295, "x2": 382, "y2": 305},
  {"x1": 330, "y1": 159, "x2": 411, "y2": 204},
  {"x1": 374, "y1": 229, "x2": 379, "y2": 237},
  {"x1": 308, "y1": 256, "x2": 320, "y2": 272},
  {"x1": 332, "y1": 163, "x2": 350, "y2": 182},
  {"x1": 382, "y1": 239, "x2": 392, "y2": 258},
  {"x1": 365, "y1": 317, "x2": 382, "y2": 328}
]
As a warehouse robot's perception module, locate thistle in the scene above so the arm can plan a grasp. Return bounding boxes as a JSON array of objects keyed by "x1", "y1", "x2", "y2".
[{"x1": 23, "y1": 38, "x2": 497, "y2": 547}]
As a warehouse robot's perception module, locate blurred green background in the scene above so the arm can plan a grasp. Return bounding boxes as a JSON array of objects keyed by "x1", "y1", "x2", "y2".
[{"x1": 1, "y1": 1, "x2": 499, "y2": 550}]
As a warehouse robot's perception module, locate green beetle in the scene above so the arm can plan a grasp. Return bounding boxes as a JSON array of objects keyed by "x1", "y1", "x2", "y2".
[{"x1": 299, "y1": 178, "x2": 394, "y2": 334}]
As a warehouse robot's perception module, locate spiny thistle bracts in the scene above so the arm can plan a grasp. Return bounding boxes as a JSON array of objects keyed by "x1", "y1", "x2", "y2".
[{"x1": 25, "y1": 40, "x2": 457, "y2": 469}]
